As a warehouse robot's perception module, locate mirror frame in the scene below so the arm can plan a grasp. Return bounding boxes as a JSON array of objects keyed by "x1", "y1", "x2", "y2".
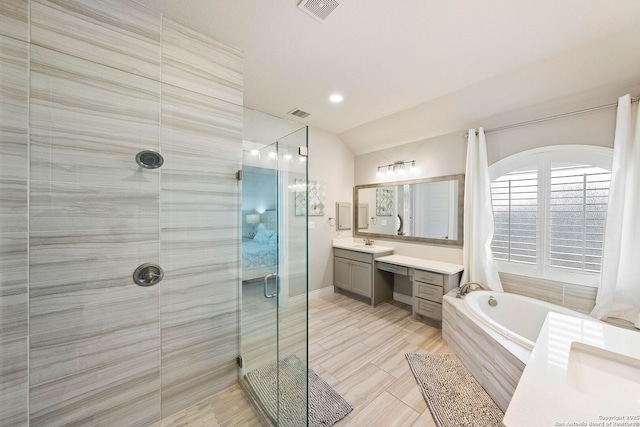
[{"x1": 353, "y1": 174, "x2": 465, "y2": 247}]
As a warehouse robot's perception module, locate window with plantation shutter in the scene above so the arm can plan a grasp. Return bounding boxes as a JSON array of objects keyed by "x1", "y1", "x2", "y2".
[
  {"x1": 489, "y1": 146, "x2": 612, "y2": 287},
  {"x1": 548, "y1": 165, "x2": 610, "y2": 274},
  {"x1": 491, "y1": 168, "x2": 538, "y2": 265}
]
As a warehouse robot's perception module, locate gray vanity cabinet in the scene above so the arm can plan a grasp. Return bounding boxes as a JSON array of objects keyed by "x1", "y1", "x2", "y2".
[
  {"x1": 335, "y1": 256, "x2": 372, "y2": 297},
  {"x1": 412, "y1": 268, "x2": 461, "y2": 324},
  {"x1": 333, "y1": 248, "x2": 393, "y2": 306}
]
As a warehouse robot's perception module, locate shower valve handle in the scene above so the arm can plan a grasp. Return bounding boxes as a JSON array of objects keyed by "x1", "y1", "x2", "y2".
[{"x1": 133, "y1": 263, "x2": 164, "y2": 286}]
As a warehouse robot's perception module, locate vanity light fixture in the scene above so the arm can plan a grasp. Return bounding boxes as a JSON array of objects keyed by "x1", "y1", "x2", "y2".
[{"x1": 376, "y1": 160, "x2": 417, "y2": 178}]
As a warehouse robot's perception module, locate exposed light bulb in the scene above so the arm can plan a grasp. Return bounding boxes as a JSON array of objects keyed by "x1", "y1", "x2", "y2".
[
  {"x1": 329, "y1": 94, "x2": 343, "y2": 103},
  {"x1": 250, "y1": 149, "x2": 259, "y2": 156},
  {"x1": 268, "y1": 151, "x2": 277, "y2": 159},
  {"x1": 299, "y1": 156, "x2": 306, "y2": 163},
  {"x1": 409, "y1": 161, "x2": 417, "y2": 174},
  {"x1": 284, "y1": 154, "x2": 292, "y2": 161}
]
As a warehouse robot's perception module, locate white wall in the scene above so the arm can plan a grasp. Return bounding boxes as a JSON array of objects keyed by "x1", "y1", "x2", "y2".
[
  {"x1": 354, "y1": 131, "x2": 466, "y2": 264},
  {"x1": 485, "y1": 103, "x2": 616, "y2": 165},
  {"x1": 353, "y1": 92, "x2": 625, "y2": 265},
  {"x1": 308, "y1": 126, "x2": 355, "y2": 291}
]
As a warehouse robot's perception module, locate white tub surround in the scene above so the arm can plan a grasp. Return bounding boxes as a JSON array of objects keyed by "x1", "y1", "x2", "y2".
[
  {"x1": 504, "y1": 312, "x2": 640, "y2": 427},
  {"x1": 443, "y1": 294, "x2": 527, "y2": 411},
  {"x1": 464, "y1": 290, "x2": 594, "y2": 350}
]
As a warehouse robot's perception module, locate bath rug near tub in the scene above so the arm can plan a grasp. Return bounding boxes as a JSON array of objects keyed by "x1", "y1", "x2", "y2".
[
  {"x1": 406, "y1": 353, "x2": 504, "y2": 427},
  {"x1": 244, "y1": 354, "x2": 353, "y2": 427}
]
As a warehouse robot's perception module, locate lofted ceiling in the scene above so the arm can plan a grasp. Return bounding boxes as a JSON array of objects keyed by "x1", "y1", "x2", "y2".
[{"x1": 137, "y1": 0, "x2": 640, "y2": 154}]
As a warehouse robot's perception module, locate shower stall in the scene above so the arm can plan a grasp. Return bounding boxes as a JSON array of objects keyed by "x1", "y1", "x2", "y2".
[
  {"x1": 240, "y1": 108, "x2": 309, "y2": 425},
  {"x1": 0, "y1": 1, "x2": 307, "y2": 425}
]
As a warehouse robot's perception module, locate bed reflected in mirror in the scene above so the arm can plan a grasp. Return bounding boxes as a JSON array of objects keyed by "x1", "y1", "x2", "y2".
[{"x1": 242, "y1": 165, "x2": 278, "y2": 281}]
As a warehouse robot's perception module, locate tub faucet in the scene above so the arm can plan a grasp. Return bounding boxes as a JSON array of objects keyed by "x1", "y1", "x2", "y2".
[
  {"x1": 363, "y1": 238, "x2": 374, "y2": 246},
  {"x1": 456, "y1": 282, "x2": 482, "y2": 298}
]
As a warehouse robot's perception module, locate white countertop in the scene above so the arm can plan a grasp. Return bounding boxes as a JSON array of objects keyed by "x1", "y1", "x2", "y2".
[
  {"x1": 504, "y1": 312, "x2": 640, "y2": 427},
  {"x1": 376, "y1": 254, "x2": 463, "y2": 275},
  {"x1": 332, "y1": 239, "x2": 394, "y2": 254}
]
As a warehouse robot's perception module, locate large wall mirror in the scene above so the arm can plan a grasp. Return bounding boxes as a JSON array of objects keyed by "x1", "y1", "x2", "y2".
[{"x1": 354, "y1": 174, "x2": 464, "y2": 246}]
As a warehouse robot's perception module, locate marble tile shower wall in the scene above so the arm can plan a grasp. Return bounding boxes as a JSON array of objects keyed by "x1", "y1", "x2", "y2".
[{"x1": 0, "y1": 1, "x2": 243, "y2": 426}]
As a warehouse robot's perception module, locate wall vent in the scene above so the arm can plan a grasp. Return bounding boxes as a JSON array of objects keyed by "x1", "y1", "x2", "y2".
[
  {"x1": 297, "y1": 0, "x2": 341, "y2": 23},
  {"x1": 288, "y1": 108, "x2": 311, "y2": 118}
]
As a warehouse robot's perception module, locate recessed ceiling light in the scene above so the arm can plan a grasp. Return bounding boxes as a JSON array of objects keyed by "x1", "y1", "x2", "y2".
[{"x1": 329, "y1": 94, "x2": 343, "y2": 103}]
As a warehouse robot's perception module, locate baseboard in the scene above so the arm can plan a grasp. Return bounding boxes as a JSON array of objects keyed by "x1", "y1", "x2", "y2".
[
  {"x1": 309, "y1": 285, "x2": 334, "y2": 299},
  {"x1": 393, "y1": 292, "x2": 412, "y2": 305},
  {"x1": 286, "y1": 285, "x2": 334, "y2": 306}
]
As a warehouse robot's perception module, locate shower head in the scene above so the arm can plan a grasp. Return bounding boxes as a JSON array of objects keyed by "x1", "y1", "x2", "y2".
[{"x1": 136, "y1": 150, "x2": 164, "y2": 169}]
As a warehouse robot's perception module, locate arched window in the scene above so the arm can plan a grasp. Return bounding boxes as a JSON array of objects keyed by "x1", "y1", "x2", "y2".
[{"x1": 489, "y1": 145, "x2": 612, "y2": 287}]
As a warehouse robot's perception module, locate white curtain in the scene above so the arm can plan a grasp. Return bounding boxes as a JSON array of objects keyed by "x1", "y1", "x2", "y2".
[
  {"x1": 591, "y1": 94, "x2": 640, "y2": 323},
  {"x1": 461, "y1": 128, "x2": 503, "y2": 291}
]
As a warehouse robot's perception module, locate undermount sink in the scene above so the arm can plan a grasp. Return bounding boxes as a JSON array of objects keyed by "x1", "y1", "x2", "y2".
[{"x1": 566, "y1": 342, "x2": 640, "y2": 406}]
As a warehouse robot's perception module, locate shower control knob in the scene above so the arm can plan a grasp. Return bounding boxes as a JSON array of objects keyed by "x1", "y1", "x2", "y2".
[
  {"x1": 133, "y1": 263, "x2": 164, "y2": 286},
  {"x1": 135, "y1": 150, "x2": 164, "y2": 169}
]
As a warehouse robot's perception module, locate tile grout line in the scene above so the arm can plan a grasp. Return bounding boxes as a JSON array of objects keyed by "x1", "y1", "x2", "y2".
[
  {"x1": 26, "y1": 0, "x2": 32, "y2": 424},
  {"x1": 158, "y1": 12, "x2": 164, "y2": 422}
]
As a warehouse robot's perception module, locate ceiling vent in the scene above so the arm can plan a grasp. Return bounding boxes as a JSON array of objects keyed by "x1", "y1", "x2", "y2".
[
  {"x1": 297, "y1": 0, "x2": 341, "y2": 23},
  {"x1": 288, "y1": 108, "x2": 310, "y2": 118}
]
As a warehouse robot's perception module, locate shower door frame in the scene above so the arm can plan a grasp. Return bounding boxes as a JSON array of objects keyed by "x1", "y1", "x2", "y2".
[{"x1": 238, "y1": 125, "x2": 308, "y2": 426}]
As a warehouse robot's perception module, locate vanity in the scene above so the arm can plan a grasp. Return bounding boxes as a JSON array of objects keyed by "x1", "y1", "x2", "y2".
[
  {"x1": 332, "y1": 241, "x2": 394, "y2": 306},
  {"x1": 331, "y1": 240, "x2": 463, "y2": 325},
  {"x1": 376, "y1": 255, "x2": 463, "y2": 326}
]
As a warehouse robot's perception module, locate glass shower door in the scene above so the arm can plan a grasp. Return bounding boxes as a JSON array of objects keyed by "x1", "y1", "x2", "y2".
[{"x1": 239, "y1": 119, "x2": 308, "y2": 425}]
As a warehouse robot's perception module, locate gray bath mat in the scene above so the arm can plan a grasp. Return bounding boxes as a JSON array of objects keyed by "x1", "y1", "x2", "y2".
[
  {"x1": 406, "y1": 353, "x2": 504, "y2": 427},
  {"x1": 244, "y1": 354, "x2": 352, "y2": 427}
]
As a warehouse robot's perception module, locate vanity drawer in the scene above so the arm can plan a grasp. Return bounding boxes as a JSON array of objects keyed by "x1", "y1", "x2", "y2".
[
  {"x1": 334, "y1": 248, "x2": 373, "y2": 263},
  {"x1": 414, "y1": 298, "x2": 442, "y2": 321},
  {"x1": 415, "y1": 282, "x2": 442, "y2": 303},
  {"x1": 377, "y1": 262, "x2": 408, "y2": 276},
  {"x1": 413, "y1": 269, "x2": 444, "y2": 287}
]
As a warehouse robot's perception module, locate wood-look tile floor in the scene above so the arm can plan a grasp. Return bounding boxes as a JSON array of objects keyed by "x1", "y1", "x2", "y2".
[{"x1": 156, "y1": 290, "x2": 447, "y2": 426}]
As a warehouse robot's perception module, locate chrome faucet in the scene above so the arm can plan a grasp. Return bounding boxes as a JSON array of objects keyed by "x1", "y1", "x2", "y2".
[
  {"x1": 363, "y1": 237, "x2": 374, "y2": 246},
  {"x1": 456, "y1": 282, "x2": 483, "y2": 298}
]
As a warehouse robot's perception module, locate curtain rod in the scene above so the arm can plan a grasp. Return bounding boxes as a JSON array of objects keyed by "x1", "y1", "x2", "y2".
[{"x1": 464, "y1": 97, "x2": 640, "y2": 138}]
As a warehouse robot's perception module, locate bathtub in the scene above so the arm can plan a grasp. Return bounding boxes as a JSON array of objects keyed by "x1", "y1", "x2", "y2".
[
  {"x1": 442, "y1": 290, "x2": 595, "y2": 411},
  {"x1": 463, "y1": 290, "x2": 594, "y2": 350}
]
